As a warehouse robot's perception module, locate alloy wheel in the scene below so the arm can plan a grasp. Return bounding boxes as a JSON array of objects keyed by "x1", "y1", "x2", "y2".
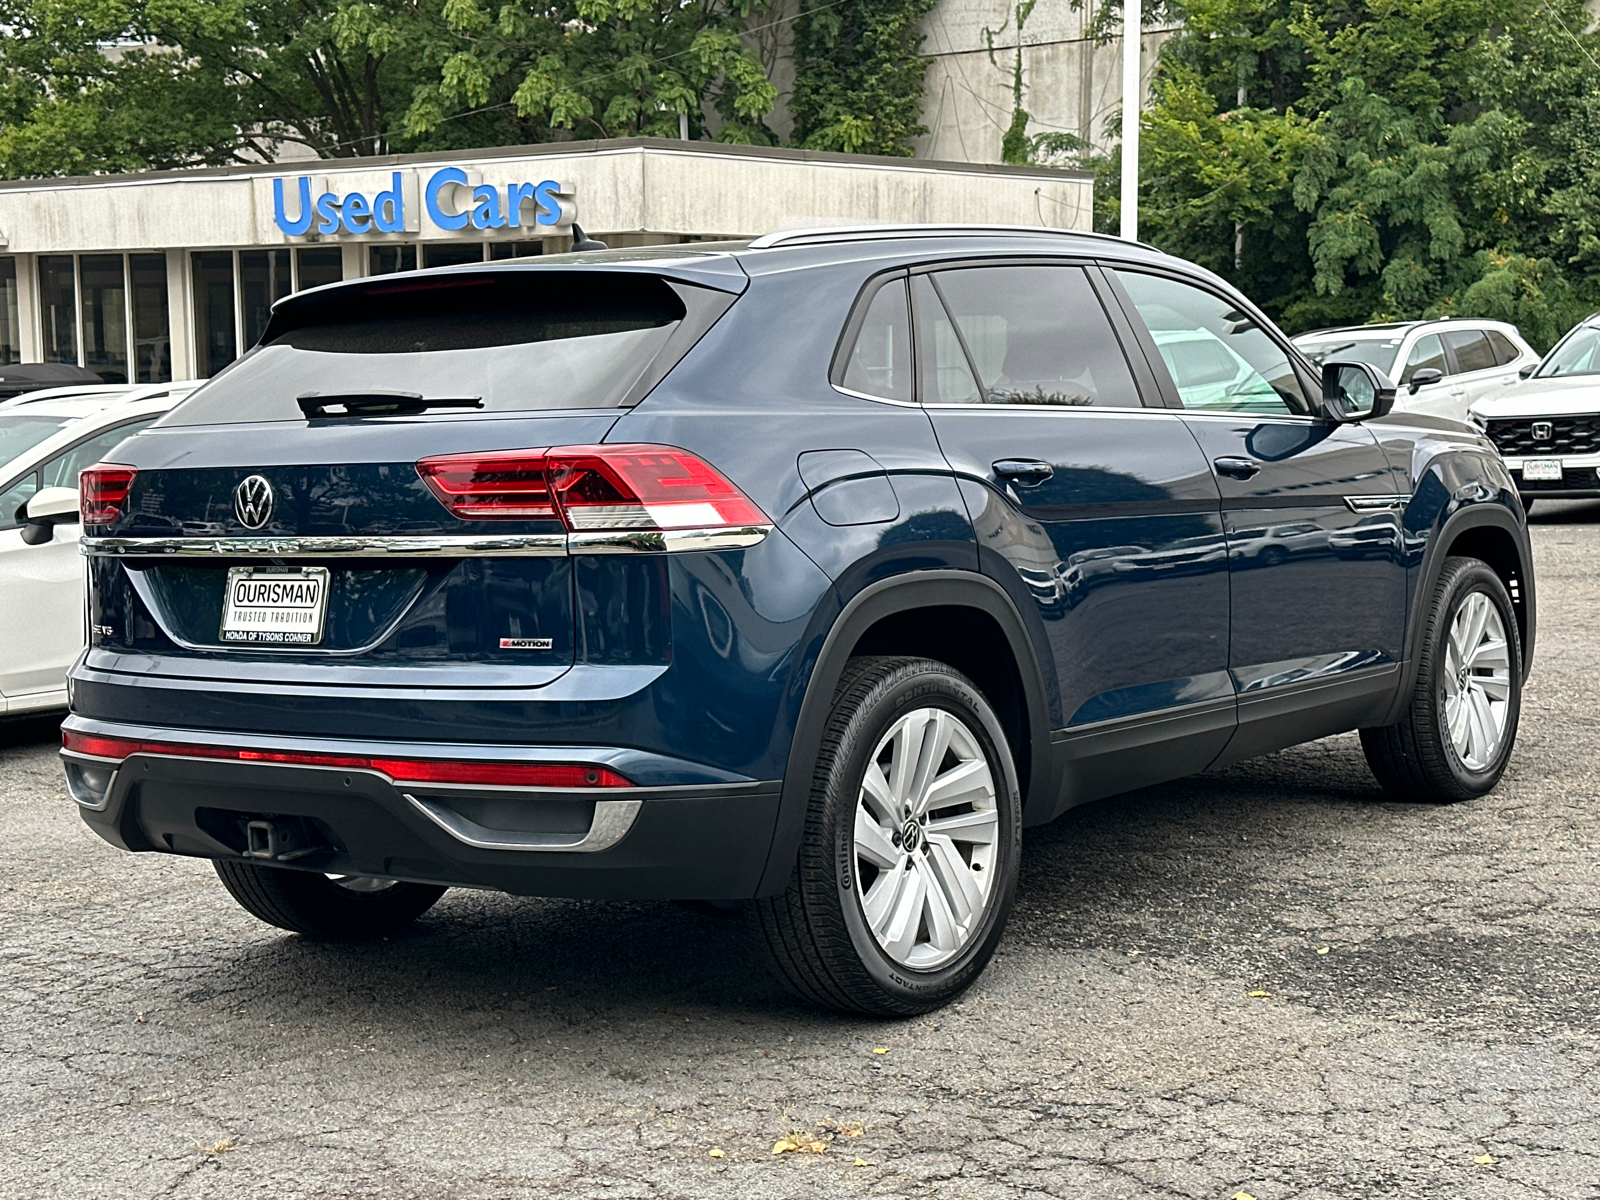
[
  {"x1": 1442, "y1": 591, "x2": 1512, "y2": 771},
  {"x1": 853, "y1": 706, "x2": 1001, "y2": 970}
]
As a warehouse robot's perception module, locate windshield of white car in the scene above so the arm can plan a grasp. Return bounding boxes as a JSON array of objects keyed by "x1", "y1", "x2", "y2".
[
  {"x1": 1295, "y1": 336, "x2": 1401, "y2": 372},
  {"x1": 0, "y1": 416, "x2": 72, "y2": 470},
  {"x1": 1536, "y1": 325, "x2": 1600, "y2": 378}
]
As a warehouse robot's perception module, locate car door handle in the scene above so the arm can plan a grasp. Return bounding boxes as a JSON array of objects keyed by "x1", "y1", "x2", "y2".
[
  {"x1": 993, "y1": 459, "x2": 1054, "y2": 485},
  {"x1": 1213, "y1": 456, "x2": 1260, "y2": 479}
]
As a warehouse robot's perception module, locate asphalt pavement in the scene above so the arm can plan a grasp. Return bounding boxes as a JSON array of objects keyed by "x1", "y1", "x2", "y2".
[{"x1": 3, "y1": 500, "x2": 1598, "y2": 1200}]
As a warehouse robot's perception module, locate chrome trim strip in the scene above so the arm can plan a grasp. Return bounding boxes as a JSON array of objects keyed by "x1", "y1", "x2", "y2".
[
  {"x1": 566, "y1": 526, "x2": 772, "y2": 554},
  {"x1": 1344, "y1": 494, "x2": 1410, "y2": 513},
  {"x1": 82, "y1": 526, "x2": 773, "y2": 558},
  {"x1": 404, "y1": 794, "x2": 643, "y2": 853},
  {"x1": 81, "y1": 533, "x2": 568, "y2": 558},
  {"x1": 60, "y1": 751, "x2": 119, "y2": 811}
]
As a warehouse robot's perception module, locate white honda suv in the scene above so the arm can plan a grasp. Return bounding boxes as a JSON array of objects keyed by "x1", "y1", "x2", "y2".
[
  {"x1": 1469, "y1": 312, "x2": 1600, "y2": 507},
  {"x1": 1294, "y1": 318, "x2": 1539, "y2": 424}
]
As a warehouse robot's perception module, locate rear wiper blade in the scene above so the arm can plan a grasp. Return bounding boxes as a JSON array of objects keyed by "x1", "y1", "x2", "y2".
[{"x1": 297, "y1": 391, "x2": 483, "y2": 419}]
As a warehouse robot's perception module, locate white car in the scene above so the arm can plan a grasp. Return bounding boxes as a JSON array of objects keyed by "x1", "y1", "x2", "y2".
[
  {"x1": 1468, "y1": 311, "x2": 1600, "y2": 506},
  {"x1": 1294, "y1": 319, "x2": 1539, "y2": 423},
  {"x1": 0, "y1": 383, "x2": 200, "y2": 714}
]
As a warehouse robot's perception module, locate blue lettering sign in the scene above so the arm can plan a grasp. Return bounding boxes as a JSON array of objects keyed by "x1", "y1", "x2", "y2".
[
  {"x1": 272, "y1": 169, "x2": 570, "y2": 238},
  {"x1": 273, "y1": 177, "x2": 313, "y2": 237},
  {"x1": 425, "y1": 168, "x2": 471, "y2": 232}
]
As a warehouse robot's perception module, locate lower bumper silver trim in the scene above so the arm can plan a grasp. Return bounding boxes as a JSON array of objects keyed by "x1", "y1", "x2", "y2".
[{"x1": 404, "y1": 794, "x2": 643, "y2": 853}]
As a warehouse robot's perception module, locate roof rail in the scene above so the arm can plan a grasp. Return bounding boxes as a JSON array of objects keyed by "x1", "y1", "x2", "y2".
[{"x1": 746, "y1": 223, "x2": 1162, "y2": 253}]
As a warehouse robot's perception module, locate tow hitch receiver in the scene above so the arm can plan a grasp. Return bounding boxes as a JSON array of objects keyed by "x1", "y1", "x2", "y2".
[{"x1": 243, "y1": 817, "x2": 326, "y2": 862}]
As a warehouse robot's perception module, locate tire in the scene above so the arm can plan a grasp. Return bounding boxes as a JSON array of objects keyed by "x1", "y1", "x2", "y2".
[
  {"x1": 214, "y1": 860, "x2": 446, "y2": 939},
  {"x1": 750, "y1": 656, "x2": 1023, "y2": 1015},
  {"x1": 1360, "y1": 556, "x2": 1522, "y2": 802}
]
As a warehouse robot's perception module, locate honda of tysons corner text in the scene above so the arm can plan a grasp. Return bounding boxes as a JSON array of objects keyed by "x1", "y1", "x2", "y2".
[{"x1": 61, "y1": 227, "x2": 1535, "y2": 1014}]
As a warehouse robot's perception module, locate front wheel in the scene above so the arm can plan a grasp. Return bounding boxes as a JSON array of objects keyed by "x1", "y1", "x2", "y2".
[
  {"x1": 750, "y1": 656, "x2": 1022, "y2": 1015},
  {"x1": 1360, "y1": 556, "x2": 1522, "y2": 801},
  {"x1": 215, "y1": 860, "x2": 447, "y2": 939}
]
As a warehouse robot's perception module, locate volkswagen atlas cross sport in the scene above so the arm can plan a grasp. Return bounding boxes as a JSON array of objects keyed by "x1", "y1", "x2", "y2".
[{"x1": 61, "y1": 226, "x2": 1535, "y2": 1015}]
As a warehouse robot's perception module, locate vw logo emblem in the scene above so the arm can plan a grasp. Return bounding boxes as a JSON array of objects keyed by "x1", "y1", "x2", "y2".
[
  {"x1": 233, "y1": 475, "x2": 275, "y2": 530},
  {"x1": 1531, "y1": 421, "x2": 1554, "y2": 441}
]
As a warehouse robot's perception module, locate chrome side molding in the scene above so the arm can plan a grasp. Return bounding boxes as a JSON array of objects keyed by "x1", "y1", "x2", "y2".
[
  {"x1": 1344, "y1": 495, "x2": 1410, "y2": 513},
  {"x1": 405, "y1": 794, "x2": 643, "y2": 853},
  {"x1": 80, "y1": 526, "x2": 772, "y2": 559}
]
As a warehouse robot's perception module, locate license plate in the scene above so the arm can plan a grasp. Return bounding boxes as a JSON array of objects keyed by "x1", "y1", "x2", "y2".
[
  {"x1": 1523, "y1": 459, "x2": 1563, "y2": 481},
  {"x1": 220, "y1": 567, "x2": 330, "y2": 645}
]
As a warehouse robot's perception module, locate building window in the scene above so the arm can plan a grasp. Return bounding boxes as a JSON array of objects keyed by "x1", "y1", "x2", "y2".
[
  {"x1": 39, "y1": 256, "x2": 77, "y2": 367},
  {"x1": 488, "y1": 241, "x2": 543, "y2": 261},
  {"x1": 0, "y1": 258, "x2": 19, "y2": 365},
  {"x1": 369, "y1": 245, "x2": 417, "y2": 275},
  {"x1": 130, "y1": 254, "x2": 170, "y2": 383},
  {"x1": 240, "y1": 250, "x2": 292, "y2": 348},
  {"x1": 189, "y1": 247, "x2": 345, "y2": 377},
  {"x1": 420, "y1": 243, "x2": 485, "y2": 269},
  {"x1": 296, "y1": 247, "x2": 343, "y2": 291},
  {"x1": 81, "y1": 255, "x2": 129, "y2": 383},
  {"x1": 191, "y1": 252, "x2": 237, "y2": 379}
]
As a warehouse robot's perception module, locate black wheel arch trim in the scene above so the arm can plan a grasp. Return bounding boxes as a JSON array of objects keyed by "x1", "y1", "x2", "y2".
[
  {"x1": 753, "y1": 569, "x2": 1053, "y2": 897},
  {"x1": 1381, "y1": 498, "x2": 1535, "y2": 728}
]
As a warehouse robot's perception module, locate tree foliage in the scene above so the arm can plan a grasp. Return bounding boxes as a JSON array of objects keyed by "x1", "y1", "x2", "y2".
[
  {"x1": 789, "y1": 0, "x2": 936, "y2": 156},
  {"x1": 1132, "y1": 0, "x2": 1600, "y2": 345}
]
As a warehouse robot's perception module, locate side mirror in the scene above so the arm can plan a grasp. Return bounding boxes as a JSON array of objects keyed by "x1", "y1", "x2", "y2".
[
  {"x1": 1322, "y1": 361, "x2": 1397, "y2": 423},
  {"x1": 19, "y1": 485, "x2": 81, "y2": 546},
  {"x1": 1518, "y1": 363, "x2": 1538, "y2": 380},
  {"x1": 1406, "y1": 367, "x2": 1444, "y2": 395}
]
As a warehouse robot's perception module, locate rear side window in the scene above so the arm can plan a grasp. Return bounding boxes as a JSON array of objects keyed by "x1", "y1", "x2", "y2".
[
  {"x1": 163, "y1": 272, "x2": 723, "y2": 425},
  {"x1": 1401, "y1": 333, "x2": 1446, "y2": 383},
  {"x1": 918, "y1": 265, "x2": 1143, "y2": 407},
  {"x1": 1442, "y1": 329, "x2": 1496, "y2": 374},
  {"x1": 839, "y1": 277, "x2": 912, "y2": 402},
  {"x1": 1485, "y1": 330, "x2": 1521, "y2": 366}
]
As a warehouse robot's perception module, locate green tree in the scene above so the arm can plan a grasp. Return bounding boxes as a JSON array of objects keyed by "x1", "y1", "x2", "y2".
[
  {"x1": 403, "y1": 0, "x2": 778, "y2": 146},
  {"x1": 789, "y1": 0, "x2": 935, "y2": 155},
  {"x1": 1134, "y1": 0, "x2": 1600, "y2": 344}
]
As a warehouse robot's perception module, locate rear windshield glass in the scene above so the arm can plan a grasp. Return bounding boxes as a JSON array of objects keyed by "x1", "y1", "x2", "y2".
[
  {"x1": 162, "y1": 272, "x2": 691, "y2": 425},
  {"x1": 1295, "y1": 335, "x2": 1401, "y2": 373},
  {"x1": 0, "y1": 416, "x2": 72, "y2": 469}
]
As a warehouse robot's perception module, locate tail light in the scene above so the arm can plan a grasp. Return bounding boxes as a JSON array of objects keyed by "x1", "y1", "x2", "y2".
[
  {"x1": 80, "y1": 463, "x2": 137, "y2": 525},
  {"x1": 61, "y1": 729, "x2": 633, "y2": 788},
  {"x1": 417, "y1": 444, "x2": 768, "y2": 532}
]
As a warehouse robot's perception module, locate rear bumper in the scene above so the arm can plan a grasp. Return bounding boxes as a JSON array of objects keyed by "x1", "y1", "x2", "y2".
[{"x1": 65, "y1": 718, "x2": 780, "y2": 901}]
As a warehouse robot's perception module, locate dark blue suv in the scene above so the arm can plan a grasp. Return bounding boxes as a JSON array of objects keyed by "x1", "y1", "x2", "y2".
[{"x1": 61, "y1": 226, "x2": 1534, "y2": 1014}]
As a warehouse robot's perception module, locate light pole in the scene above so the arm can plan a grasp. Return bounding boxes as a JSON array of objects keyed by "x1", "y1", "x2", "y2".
[{"x1": 1119, "y1": 0, "x2": 1142, "y2": 241}]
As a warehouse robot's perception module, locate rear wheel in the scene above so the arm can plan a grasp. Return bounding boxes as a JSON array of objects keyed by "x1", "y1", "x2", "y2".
[
  {"x1": 1360, "y1": 556, "x2": 1521, "y2": 802},
  {"x1": 750, "y1": 656, "x2": 1022, "y2": 1015},
  {"x1": 214, "y1": 860, "x2": 446, "y2": 939}
]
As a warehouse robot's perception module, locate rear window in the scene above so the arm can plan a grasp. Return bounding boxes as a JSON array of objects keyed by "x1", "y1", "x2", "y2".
[{"x1": 163, "y1": 272, "x2": 713, "y2": 425}]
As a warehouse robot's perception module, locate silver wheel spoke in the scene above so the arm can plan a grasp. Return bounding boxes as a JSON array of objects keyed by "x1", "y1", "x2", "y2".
[
  {"x1": 920, "y1": 757, "x2": 991, "y2": 813},
  {"x1": 854, "y1": 808, "x2": 899, "y2": 869},
  {"x1": 925, "y1": 807, "x2": 1000, "y2": 843},
  {"x1": 925, "y1": 834, "x2": 985, "y2": 923},
  {"x1": 1468, "y1": 637, "x2": 1509, "y2": 671},
  {"x1": 879, "y1": 863, "x2": 927, "y2": 962},
  {"x1": 917, "y1": 859, "x2": 962, "y2": 953}
]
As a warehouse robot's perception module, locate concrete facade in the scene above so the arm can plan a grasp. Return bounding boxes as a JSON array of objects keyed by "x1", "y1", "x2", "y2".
[{"x1": 914, "y1": 0, "x2": 1179, "y2": 165}]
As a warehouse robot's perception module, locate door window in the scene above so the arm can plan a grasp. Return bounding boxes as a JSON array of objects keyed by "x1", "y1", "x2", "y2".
[
  {"x1": 1442, "y1": 329, "x2": 1496, "y2": 374},
  {"x1": 1485, "y1": 330, "x2": 1521, "y2": 366},
  {"x1": 918, "y1": 265, "x2": 1142, "y2": 407},
  {"x1": 838, "y1": 277, "x2": 912, "y2": 402},
  {"x1": 1114, "y1": 270, "x2": 1308, "y2": 415},
  {"x1": 1401, "y1": 333, "x2": 1446, "y2": 383}
]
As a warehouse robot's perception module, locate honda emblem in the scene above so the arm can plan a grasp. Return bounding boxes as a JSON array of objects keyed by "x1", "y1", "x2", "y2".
[{"x1": 1530, "y1": 421, "x2": 1554, "y2": 441}]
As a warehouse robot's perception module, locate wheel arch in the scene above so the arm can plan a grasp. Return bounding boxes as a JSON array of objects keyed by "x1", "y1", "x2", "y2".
[
  {"x1": 1382, "y1": 500, "x2": 1535, "y2": 726},
  {"x1": 753, "y1": 570, "x2": 1053, "y2": 897}
]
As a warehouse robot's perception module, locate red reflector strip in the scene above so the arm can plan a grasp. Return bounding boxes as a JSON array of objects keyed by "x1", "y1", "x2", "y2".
[{"x1": 61, "y1": 730, "x2": 632, "y2": 788}]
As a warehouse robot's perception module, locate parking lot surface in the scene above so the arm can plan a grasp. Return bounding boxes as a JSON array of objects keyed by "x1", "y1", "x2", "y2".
[{"x1": 2, "y1": 501, "x2": 1598, "y2": 1200}]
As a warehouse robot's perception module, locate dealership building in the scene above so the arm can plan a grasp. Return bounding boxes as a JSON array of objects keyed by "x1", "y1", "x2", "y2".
[{"x1": 0, "y1": 138, "x2": 1091, "y2": 384}]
